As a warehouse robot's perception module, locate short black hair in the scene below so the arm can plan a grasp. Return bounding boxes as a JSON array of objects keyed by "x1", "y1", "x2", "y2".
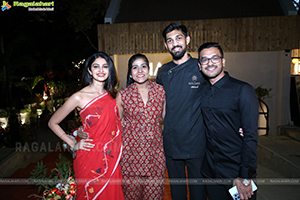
[
  {"x1": 198, "y1": 42, "x2": 224, "y2": 60},
  {"x1": 162, "y1": 23, "x2": 188, "y2": 41}
]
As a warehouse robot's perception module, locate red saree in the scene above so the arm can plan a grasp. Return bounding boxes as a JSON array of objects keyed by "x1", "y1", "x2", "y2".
[{"x1": 74, "y1": 92, "x2": 124, "y2": 200}]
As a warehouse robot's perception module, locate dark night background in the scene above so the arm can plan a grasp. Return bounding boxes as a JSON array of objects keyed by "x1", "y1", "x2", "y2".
[
  {"x1": 0, "y1": 0, "x2": 110, "y2": 111},
  {"x1": 1, "y1": 0, "x2": 299, "y2": 113}
]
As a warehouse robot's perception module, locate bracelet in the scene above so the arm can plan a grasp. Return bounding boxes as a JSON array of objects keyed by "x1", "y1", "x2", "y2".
[
  {"x1": 72, "y1": 142, "x2": 78, "y2": 159},
  {"x1": 59, "y1": 133, "x2": 65, "y2": 138},
  {"x1": 71, "y1": 142, "x2": 77, "y2": 151}
]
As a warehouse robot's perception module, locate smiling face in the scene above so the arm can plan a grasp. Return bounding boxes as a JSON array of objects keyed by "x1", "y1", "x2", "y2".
[
  {"x1": 131, "y1": 58, "x2": 149, "y2": 85},
  {"x1": 164, "y1": 29, "x2": 190, "y2": 60},
  {"x1": 89, "y1": 57, "x2": 109, "y2": 82},
  {"x1": 199, "y1": 47, "x2": 226, "y2": 85}
]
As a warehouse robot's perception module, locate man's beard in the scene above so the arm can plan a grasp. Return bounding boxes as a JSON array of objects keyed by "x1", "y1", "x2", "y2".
[{"x1": 170, "y1": 46, "x2": 187, "y2": 60}]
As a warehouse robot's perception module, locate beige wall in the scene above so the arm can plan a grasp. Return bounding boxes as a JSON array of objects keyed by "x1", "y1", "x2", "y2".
[
  {"x1": 224, "y1": 50, "x2": 291, "y2": 136},
  {"x1": 113, "y1": 51, "x2": 291, "y2": 136}
]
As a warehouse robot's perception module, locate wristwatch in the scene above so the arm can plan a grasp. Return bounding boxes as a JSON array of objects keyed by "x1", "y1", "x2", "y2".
[{"x1": 242, "y1": 179, "x2": 251, "y2": 187}]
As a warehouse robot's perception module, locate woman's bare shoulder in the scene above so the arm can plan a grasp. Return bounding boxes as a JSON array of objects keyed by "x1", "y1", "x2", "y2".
[{"x1": 72, "y1": 86, "x2": 98, "y2": 110}]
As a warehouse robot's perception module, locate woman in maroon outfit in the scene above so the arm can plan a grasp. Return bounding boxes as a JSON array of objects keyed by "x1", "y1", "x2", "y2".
[{"x1": 116, "y1": 54, "x2": 166, "y2": 200}]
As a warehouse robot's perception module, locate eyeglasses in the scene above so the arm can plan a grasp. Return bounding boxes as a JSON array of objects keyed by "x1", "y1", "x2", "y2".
[{"x1": 199, "y1": 55, "x2": 223, "y2": 65}]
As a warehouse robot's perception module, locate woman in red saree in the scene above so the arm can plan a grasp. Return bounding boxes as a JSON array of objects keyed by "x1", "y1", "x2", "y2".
[{"x1": 48, "y1": 52, "x2": 125, "y2": 200}]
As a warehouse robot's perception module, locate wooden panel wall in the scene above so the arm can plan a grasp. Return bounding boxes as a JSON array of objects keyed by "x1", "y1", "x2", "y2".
[{"x1": 98, "y1": 15, "x2": 300, "y2": 55}]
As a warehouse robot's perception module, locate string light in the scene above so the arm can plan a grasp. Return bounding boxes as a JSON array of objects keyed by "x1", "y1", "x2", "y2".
[{"x1": 72, "y1": 59, "x2": 85, "y2": 69}]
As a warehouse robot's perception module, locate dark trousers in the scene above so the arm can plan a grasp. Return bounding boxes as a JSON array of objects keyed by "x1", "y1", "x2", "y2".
[
  {"x1": 206, "y1": 184, "x2": 257, "y2": 200},
  {"x1": 166, "y1": 156, "x2": 206, "y2": 200}
]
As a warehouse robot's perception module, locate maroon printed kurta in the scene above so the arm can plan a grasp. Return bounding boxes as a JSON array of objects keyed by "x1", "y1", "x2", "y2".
[{"x1": 120, "y1": 81, "x2": 166, "y2": 199}]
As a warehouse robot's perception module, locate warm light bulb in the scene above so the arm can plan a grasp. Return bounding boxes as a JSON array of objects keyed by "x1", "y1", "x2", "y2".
[{"x1": 292, "y1": 58, "x2": 299, "y2": 64}]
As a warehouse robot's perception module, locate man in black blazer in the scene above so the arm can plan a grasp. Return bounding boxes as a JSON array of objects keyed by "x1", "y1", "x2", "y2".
[{"x1": 198, "y1": 42, "x2": 258, "y2": 200}]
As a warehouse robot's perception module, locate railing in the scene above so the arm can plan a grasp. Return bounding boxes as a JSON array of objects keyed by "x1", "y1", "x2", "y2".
[{"x1": 258, "y1": 99, "x2": 269, "y2": 135}]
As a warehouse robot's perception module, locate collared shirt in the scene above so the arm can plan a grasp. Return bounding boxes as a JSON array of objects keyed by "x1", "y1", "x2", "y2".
[
  {"x1": 201, "y1": 72, "x2": 258, "y2": 179},
  {"x1": 156, "y1": 56, "x2": 206, "y2": 159}
]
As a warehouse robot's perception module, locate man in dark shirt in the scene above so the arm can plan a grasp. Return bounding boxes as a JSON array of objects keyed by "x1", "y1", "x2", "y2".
[
  {"x1": 198, "y1": 42, "x2": 258, "y2": 200},
  {"x1": 156, "y1": 23, "x2": 206, "y2": 200}
]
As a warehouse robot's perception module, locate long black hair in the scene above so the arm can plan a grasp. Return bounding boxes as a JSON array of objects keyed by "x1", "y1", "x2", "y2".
[
  {"x1": 82, "y1": 52, "x2": 119, "y2": 98},
  {"x1": 126, "y1": 53, "x2": 149, "y2": 86}
]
